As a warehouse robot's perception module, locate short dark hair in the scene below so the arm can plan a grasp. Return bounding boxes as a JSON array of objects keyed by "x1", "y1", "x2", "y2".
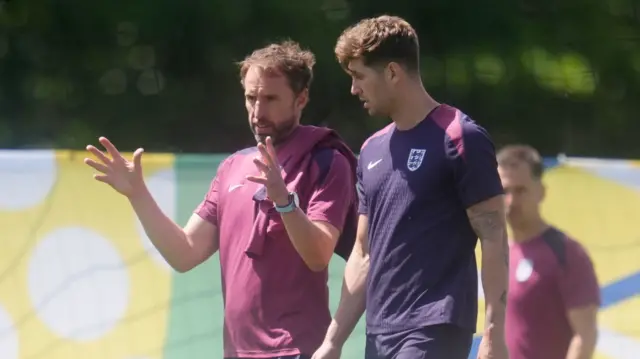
[
  {"x1": 334, "y1": 15, "x2": 420, "y2": 72},
  {"x1": 238, "y1": 40, "x2": 315, "y2": 94},
  {"x1": 497, "y1": 144, "x2": 544, "y2": 180}
]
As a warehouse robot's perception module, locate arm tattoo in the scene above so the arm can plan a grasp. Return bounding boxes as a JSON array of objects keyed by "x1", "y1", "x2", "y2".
[
  {"x1": 468, "y1": 207, "x2": 509, "y2": 266},
  {"x1": 467, "y1": 208, "x2": 504, "y2": 242},
  {"x1": 502, "y1": 232, "x2": 510, "y2": 266},
  {"x1": 468, "y1": 205, "x2": 510, "y2": 308}
]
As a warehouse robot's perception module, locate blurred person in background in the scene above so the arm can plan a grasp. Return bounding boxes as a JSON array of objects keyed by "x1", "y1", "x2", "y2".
[
  {"x1": 84, "y1": 40, "x2": 358, "y2": 359},
  {"x1": 497, "y1": 144, "x2": 600, "y2": 359},
  {"x1": 313, "y1": 15, "x2": 509, "y2": 359}
]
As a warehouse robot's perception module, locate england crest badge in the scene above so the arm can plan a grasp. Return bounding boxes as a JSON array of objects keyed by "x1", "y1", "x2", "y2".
[{"x1": 407, "y1": 149, "x2": 426, "y2": 171}]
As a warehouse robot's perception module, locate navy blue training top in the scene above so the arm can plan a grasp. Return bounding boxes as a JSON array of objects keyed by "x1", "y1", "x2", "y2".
[{"x1": 357, "y1": 104, "x2": 504, "y2": 334}]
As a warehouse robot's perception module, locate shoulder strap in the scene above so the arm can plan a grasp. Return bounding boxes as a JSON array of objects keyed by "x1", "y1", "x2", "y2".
[{"x1": 541, "y1": 228, "x2": 567, "y2": 268}]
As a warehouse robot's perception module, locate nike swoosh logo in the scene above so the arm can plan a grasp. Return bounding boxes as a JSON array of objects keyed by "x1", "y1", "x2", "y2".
[
  {"x1": 367, "y1": 159, "x2": 382, "y2": 170},
  {"x1": 228, "y1": 184, "x2": 244, "y2": 192}
]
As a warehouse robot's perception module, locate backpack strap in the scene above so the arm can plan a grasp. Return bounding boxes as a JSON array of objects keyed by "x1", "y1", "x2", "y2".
[{"x1": 541, "y1": 228, "x2": 568, "y2": 268}]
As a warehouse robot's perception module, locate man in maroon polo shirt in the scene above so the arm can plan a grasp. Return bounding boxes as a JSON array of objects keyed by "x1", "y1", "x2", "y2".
[
  {"x1": 497, "y1": 145, "x2": 600, "y2": 359},
  {"x1": 83, "y1": 40, "x2": 357, "y2": 359}
]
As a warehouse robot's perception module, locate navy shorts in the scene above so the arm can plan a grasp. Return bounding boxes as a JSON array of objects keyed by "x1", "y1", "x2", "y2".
[{"x1": 365, "y1": 324, "x2": 473, "y2": 359}]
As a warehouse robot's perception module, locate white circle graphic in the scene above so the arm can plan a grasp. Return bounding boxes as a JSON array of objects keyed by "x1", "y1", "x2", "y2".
[
  {"x1": 515, "y1": 258, "x2": 534, "y2": 283},
  {"x1": 0, "y1": 150, "x2": 57, "y2": 211},
  {"x1": 27, "y1": 227, "x2": 130, "y2": 341}
]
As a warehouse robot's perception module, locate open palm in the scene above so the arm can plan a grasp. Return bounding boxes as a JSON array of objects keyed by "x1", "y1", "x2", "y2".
[{"x1": 84, "y1": 137, "x2": 146, "y2": 197}]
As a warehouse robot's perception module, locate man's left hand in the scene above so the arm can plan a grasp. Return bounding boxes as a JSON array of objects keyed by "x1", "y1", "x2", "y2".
[
  {"x1": 477, "y1": 324, "x2": 509, "y2": 359},
  {"x1": 246, "y1": 136, "x2": 290, "y2": 206}
]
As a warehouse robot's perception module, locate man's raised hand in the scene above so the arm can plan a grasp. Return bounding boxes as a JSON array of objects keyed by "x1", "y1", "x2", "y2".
[{"x1": 84, "y1": 137, "x2": 146, "y2": 197}]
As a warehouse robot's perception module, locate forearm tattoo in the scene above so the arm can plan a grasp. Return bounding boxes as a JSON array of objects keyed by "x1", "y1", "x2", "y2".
[
  {"x1": 468, "y1": 206, "x2": 509, "y2": 306},
  {"x1": 500, "y1": 290, "x2": 507, "y2": 305},
  {"x1": 468, "y1": 207, "x2": 509, "y2": 266}
]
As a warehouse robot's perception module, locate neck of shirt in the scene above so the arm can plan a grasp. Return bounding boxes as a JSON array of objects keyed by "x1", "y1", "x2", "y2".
[
  {"x1": 391, "y1": 97, "x2": 440, "y2": 131},
  {"x1": 510, "y1": 219, "x2": 551, "y2": 245}
]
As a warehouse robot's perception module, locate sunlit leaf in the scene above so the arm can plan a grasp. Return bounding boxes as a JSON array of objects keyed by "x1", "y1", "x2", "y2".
[
  {"x1": 474, "y1": 53, "x2": 506, "y2": 85},
  {"x1": 559, "y1": 52, "x2": 596, "y2": 95}
]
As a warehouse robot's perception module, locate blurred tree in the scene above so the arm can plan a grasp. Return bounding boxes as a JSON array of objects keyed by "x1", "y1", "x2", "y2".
[{"x1": 0, "y1": 0, "x2": 637, "y2": 157}]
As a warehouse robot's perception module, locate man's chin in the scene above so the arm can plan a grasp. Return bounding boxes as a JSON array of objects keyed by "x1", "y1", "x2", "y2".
[
  {"x1": 255, "y1": 134, "x2": 277, "y2": 145},
  {"x1": 366, "y1": 107, "x2": 385, "y2": 117}
]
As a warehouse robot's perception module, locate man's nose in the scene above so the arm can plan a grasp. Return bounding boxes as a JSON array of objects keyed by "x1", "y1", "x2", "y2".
[
  {"x1": 350, "y1": 80, "x2": 359, "y2": 95},
  {"x1": 252, "y1": 101, "x2": 267, "y2": 119}
]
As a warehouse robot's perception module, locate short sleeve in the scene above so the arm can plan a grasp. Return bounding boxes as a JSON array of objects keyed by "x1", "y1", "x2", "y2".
[
  {"x1": 557, "y1": 242, "x2": 601, "y2": 309},
  {"x1": 306, "y1": 151, "x2": 356, "y2": 232},
  {"x1": 194, "y1": 157, "x2": 231, "y2": 226},
  {"x1": 450, "y1": 122, "x2": 504, "y2": 208},
  {"x1": 356, "y1": 155, "x2": 368, "y2": 215}
]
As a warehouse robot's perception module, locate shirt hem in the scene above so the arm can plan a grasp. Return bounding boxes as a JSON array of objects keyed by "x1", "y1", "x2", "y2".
[
  {"x1": 462, "y1": 188, "x2": 504, "y2": 209},
  {"x1": 307, "y1": 213, "x2": 340, "y2": 230},
  {"x1": 193, "y1": 210, "x2": 217, "y2": 226},
  {"x1": 224, "y1": 348, "x2": 302, "y2": 358},
  {"x1": 366, "y1": 318, "x2": 476, "y2": 335}
]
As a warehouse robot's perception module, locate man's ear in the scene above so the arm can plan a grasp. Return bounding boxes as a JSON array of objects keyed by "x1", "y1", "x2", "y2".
[
  {"x1": 296, "y1": 88, "x2": 309, "y2": 110},
  {"x1": 386, "y1": 62, "x2": 403, "y2": 84}
]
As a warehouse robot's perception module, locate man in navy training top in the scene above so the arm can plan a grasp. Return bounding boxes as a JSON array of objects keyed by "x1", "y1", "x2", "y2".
[
  {"x1": 498, "y1": 145, "x2": 600, "y2": 359},
  {"x1": 312, "y1": 15, "x2": 509, "y2": 359}
]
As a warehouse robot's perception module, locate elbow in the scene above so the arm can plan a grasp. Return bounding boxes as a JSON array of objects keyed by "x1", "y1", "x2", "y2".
[
  {"x1": 573, "y1": 328, "x2": 598, "y2": 349},
  {"x1": 582, "y1": 328, "x2": 599, "y2": 345},
  {"x1": 307, "y1": 263, "x2": 328, "y2": 272},
  {"x1": 303, "y1": 232, "x2": 337, "y2": 272},
  {"x1": 305, "y1": 250, "x2": 333, "y2": 272},
  {"x1": 170, "y1": 261, "x2": 196, "y2": 273},
  {"x1": 168, "y1": 250, "x2": 202, "y2": 273},
  {"x1": 306, "y1": 255, "x2": 332, "y2": 272}
]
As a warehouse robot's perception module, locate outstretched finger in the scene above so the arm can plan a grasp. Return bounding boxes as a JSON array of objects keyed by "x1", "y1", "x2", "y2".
[
  {"x1": 132, "y1": 148, "x2": 144, "y2": 171},
  {"x1": 257, "y1": 143, "x2": 276, "y2": 170},
  {"x1": 265, "y1": 137, "x2": 278, "y2": 166},
  {"x1": 252, "y1": 157, "x2": 270, "y2": 174},
  {"x1": 93, "y1": 174, "x2": 112, "y2": 184},
  {"x1": 84, "y1": 158, "x2": 110, "y2": 174},
  {"x1": 98, "y1": 137, "x2": 123, "y2": 162},
  {"x1": 86, "y1": 145, "x2": 112, "y2": 165},
  {"x1": 245, "y1": 175, "x2": 267, "y2": 185}
]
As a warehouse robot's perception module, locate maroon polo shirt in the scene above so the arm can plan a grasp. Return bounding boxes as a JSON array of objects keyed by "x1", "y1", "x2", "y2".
[
  {"x1": 195, "y1": 128, "x2": 355, "y2": 358},
  {"x1": 505, "y1": 227, "x2": 601, "y2": 359}
]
